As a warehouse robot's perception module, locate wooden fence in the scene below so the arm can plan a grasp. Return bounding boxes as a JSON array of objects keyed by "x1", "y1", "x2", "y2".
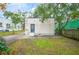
[{"x1": 62, "y1": 29, "x2": 79, "y2": 40}]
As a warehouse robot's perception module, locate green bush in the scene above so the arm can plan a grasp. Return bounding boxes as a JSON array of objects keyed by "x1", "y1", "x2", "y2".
[{"x1": 0, "y1": 37, "x2": 11, "y2": 54}]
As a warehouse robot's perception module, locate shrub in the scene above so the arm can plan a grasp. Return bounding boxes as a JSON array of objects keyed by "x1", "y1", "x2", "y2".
[{"x1": 0, "y1": 37, "x2": 12, "y2": 55}]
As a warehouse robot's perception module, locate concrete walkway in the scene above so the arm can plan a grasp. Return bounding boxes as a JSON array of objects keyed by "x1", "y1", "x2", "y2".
[{"x1": 3, "y1": 33, "x2": 27, "y2": 44}]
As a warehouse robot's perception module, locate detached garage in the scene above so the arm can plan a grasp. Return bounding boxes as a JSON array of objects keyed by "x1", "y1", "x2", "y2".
[{"x1": 25, "y1": 18, "x2": 55, "y2": 36}]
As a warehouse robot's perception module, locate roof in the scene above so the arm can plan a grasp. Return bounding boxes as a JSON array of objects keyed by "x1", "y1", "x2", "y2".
[
  {"x1": 64, "y1": 19, "x2": 79, "y2": 30},
  {"x1": 0, "y1": 17, "x2": 12, "y2": 24}
]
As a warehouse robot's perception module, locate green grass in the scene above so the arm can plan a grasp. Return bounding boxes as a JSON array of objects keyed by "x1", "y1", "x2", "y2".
[
  {"x1": 0, "y1": 30, "x2": 24, "y2": 36},
  {"x1": 9, "y1": 36, "x2": 79, "y2": 55}
]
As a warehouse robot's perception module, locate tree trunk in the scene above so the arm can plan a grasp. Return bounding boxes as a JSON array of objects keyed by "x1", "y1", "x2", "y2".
[
  {"x1": 22, "y1": 19, "x2": 25, "y2": 31},
  {"x1": 21, "y1": 21, "x2": 25, "y2": 31},
  {"x1": 57, "y1": 17, "x2": 70, "y2": 35},
  {"x1": 12, "y1": 23, "x2": 16, "y2": 34},
  {"x1": 61, "y1": 18, "x2": 69, "y2": 30},
  {"x1": 57, "y1": 23, "x2": 62, "y2": 35}
]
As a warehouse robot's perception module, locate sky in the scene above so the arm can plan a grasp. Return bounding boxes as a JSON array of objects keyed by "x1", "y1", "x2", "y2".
[{"x1": 0, "y1": 3, "x2": 38, "y2": 18}]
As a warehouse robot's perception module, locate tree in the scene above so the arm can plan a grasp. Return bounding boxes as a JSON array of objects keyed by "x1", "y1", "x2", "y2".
[
  {"x1": 69, "y1": 4, "x2": 79, "y2": 19},
  {"x1": 4, "y1": 11, "x2": 22, "y2": 33},
  {"x1": 18, "y1": 11, "x2": 27, "y2": 30},
  {"x1": 34, "y1": 4, "x2": 52, "y2": 22},
  {"x1": 34, "y1": 3, "x2": 79, "y2": 34},
  {"x1": 51, "y1": 4, "x2": 71, "y2": 34},
  {"x1": 34, "y1": 3, "x2": 70, "y2": 34}
]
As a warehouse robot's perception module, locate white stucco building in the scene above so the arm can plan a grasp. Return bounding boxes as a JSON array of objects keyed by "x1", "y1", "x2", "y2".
[
  {"x1": 25, "y1": 18, "x2": 55, "y2": 36},
  {"x1": 0, "y1": 17, "x2": 22, "y2": 31}
]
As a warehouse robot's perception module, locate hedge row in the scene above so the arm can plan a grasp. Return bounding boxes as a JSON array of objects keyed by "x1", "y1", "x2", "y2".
[{"x1": 62, "y1": 29, "x2": 79, "y2": 40}]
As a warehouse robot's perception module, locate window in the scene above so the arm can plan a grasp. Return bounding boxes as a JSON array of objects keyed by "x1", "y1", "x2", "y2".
[
  {"x1": 6, "y1": 24, "x2": 10, "y2": 29},
  {"x1": 0, "y1": 22, "x2": 2, "y2": 27}
]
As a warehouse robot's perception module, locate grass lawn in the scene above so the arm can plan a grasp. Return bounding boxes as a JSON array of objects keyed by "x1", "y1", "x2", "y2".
[
  {"x1": 0, "y1": 30, "x2": 24, "y2": 36},
  {"x1": 9, "y1": 36, "x2": 79, "y2": 55}
]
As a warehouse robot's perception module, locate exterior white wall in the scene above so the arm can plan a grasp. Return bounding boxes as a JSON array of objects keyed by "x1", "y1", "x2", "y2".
[
  {"x1": 0, "y1": 18, "x2": 22, "y2": 31},
  {"x1": 25, "y1": 18, "x2": 55, "y2": 36},
  {"x1": 0, "y1": 18, "x2": 12, "y2": 31}
]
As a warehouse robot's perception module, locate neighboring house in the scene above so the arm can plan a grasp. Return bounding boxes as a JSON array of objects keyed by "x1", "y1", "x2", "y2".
[
  {"x1": 25, "y1": 18, "x2": 55, "y2": 36},
  {"x1": 0, "y1": 17, "x2": 22, "y2": 31}
]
